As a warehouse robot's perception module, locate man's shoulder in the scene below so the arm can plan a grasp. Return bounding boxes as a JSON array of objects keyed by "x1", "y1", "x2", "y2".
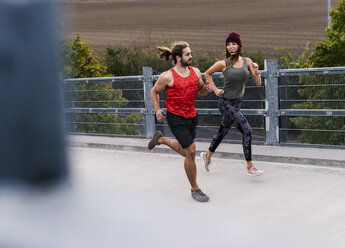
[
  {"x1": 156, "y1": 70, "x2": 173, "y2": 86},
  {"x1": 159, "y1": 70, "x2": 173, "y2": 79},
  {"x1": 191, "y1": 66, "x2": 201, "y2": 75}
]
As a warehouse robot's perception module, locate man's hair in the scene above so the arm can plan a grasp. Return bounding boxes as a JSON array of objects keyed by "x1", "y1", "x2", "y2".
[
  {"x1": 157, "y1": 41, "x2": 189, "y2": 64},
  {"x1": 226, "y1": 46, "x2": 242, "y2": 65}
]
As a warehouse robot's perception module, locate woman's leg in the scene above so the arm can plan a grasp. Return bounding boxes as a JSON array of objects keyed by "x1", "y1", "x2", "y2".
[
  {"x1": 207, "y1": 114, "x2": 231, "y2": 159},
  {"x1": 232, "y1": 111, "x2": 253, "y2": 167},
  {"x1": 207, "y1": 99, "x2": 236, "y2": 159},
  {"x1": 233, "y1": 112, "x2": 264, "y2": 176}
]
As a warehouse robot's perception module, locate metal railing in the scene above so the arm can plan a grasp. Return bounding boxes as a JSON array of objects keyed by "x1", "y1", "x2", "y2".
[{"x1": 63, "y1": 60, "x2": 345, "y2": 147}]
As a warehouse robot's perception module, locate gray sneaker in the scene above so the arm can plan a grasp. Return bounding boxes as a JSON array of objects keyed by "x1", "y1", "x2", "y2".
[
  {"x1": 191, "y1": 189, "x2": 209, "y2": 202},
  {"x1": 200, "y1": 152, "x2": 211, "y2": 172},
  {"x1": 247, "y1": 165, "x2": 264, "y2": 176},
  {"x1": 148, "y1": 130, "x2": 163, "y2": 150}
]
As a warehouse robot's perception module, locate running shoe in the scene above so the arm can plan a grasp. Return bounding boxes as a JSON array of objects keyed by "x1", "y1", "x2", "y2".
[
  {"x1": 200, "y1": 152, "x2": 211, "y2": 172},
  {"x1": 247, "y1": 165, "x2": 264, "y2": 176},
  {"x1": 148, "y1": 130, "x2": 163, "y2": 150},
  {"x1": 191, "y1": 189, "x2": 209, "y2": 202}
]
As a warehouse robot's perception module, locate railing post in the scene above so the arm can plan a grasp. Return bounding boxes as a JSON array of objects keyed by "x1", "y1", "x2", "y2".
[
  {"x1": 264, "y1": 60, "x2": 280, "y2": 145},
  {"x1": 143, "y1": 67, "x2": 155, "y2": 138},
  {"x1": 279, "y1": 66, "x2": 288, "y2": 143},
  {"x1": 63, "y1": 77, "x2": 76, "y2": 133}
]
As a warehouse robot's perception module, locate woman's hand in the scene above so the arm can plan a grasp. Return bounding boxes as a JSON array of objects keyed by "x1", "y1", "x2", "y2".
[
  {"x1": 205, "y1": 80, "x2": 224, "y2": 96},
  {"x1": 214, "y1": 88, "x2": 224, "y2": 96},
  {"x1": 252, "y1": 62, "x2": 260, "y2": 75}
]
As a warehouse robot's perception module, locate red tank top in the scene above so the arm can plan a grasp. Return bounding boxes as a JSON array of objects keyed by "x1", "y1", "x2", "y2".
[{"x1": 165, "y1": 66, "x2": 199, "y2": 118}]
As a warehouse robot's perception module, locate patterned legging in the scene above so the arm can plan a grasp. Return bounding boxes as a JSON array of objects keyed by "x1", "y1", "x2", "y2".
[{"x1": 209, "y1": 97, "x2": 252, "y2": 161}]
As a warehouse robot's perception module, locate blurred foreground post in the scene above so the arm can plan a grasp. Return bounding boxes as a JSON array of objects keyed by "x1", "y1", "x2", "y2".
[{"x1": 0, "y1": 0, "x2": 68, "y2": 185}]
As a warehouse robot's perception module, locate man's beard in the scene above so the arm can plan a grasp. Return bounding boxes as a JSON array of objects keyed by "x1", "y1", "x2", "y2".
[{"x1": 181, "y1": 58, "x2": 192, "y2": 67}]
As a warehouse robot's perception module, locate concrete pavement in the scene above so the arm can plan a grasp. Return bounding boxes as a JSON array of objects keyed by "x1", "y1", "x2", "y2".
[
  {"x1": 68, "y1": 134, "x2": 345, "y2": 167},
  {"x1": 1, "y1": 135, "x2": 344, "y2": 248},
  {"x1": 1, "y1": 147, "x2": 345, "y2": 248}
]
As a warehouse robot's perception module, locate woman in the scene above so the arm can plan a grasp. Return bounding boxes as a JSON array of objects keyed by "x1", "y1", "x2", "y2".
[{"x1": 200, "y1": 32, "x2": 264, "y2": 176}]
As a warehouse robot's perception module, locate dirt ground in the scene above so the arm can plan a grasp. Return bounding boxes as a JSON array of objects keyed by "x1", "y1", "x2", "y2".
[{"x1": 59, "y1": 0, "x2": 336, "y2": 58}]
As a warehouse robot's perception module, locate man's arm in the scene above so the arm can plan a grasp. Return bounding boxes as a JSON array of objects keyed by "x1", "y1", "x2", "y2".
[{"x1": 150, "y1": 71, "x2": 172, "y2": 122}]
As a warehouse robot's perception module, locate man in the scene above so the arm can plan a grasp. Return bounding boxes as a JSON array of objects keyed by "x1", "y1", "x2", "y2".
[{"x1": 148, "y1": 41, "x2": 211, "y2": 202}]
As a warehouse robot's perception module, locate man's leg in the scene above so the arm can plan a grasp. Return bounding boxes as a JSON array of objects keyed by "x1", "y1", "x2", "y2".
[
  {"x1": 149, "y1": 112, "x2": 208, "y2": 202},
  {"x1": 183, "y1": 142, "x2": 209, "y2": 202},
  {"x1": 151, "y1": 133, "x2": 201, "y2": 179},
  {"x1": 184, "y1": 142, "x2": 209, "y2": 202},
  {"x1": 183, "y1": 142, "x2": 198, "y2": 190},
  {"x1": 148, "y1": 130, "x2": 186, "y2": 156},
  {"x1": 159, "y1": 136, "x2": 186, "y2": 157}
]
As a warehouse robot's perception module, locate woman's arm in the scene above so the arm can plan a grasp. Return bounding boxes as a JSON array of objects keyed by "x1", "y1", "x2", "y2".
[
  {"x1": 193, "y1": 67, "x2": 211, "y2": 96},
  {"x1": 246, "y1": 57, "x2": 261, "y2": 86},
  {"x1": 204, "y1": 60, "x2": 226, "y2": 96}
]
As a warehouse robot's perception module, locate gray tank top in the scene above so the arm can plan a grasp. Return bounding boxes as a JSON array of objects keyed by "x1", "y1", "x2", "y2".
[{"x1": 222, "y1": 57, "x2": 249, "y2": 99}]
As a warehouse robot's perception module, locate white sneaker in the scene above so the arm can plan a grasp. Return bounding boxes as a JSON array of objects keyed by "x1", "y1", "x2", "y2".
[
  {"x1": 247, "y1": 165, "x2": 264, "y2": 176},
  {"x1": 200, "y1": 152, "x2": 211, "y2": 172}
]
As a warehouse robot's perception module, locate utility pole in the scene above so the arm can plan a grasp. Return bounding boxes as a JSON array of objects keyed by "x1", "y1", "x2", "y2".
[{"x1": 328, "y1": 0, "x2": 331, "y2": 27}]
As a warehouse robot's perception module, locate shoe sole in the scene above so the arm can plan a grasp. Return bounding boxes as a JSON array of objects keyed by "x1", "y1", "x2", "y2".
[
  {"x1": 247, "y1": 171, "x2": 264, "y2": 177},
  {"x1": 192, "y1": 197, "x2": 209, "y2": 202},
  {"x1": 200, "y1": 152, "x2": 210, "y2": 172},
  {"x1": 192, "y1": 195, "x2": 209, "y2": 202}
]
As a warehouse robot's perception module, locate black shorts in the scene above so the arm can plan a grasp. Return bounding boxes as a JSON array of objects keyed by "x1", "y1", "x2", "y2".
[{"x1": 166, "y1": 111, "x2": 198, "y2": 149}]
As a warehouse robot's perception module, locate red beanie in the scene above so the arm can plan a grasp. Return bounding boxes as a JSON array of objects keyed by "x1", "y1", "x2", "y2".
[{"x1": 225, "y1": 32, "x2": 242, "y2": 47}]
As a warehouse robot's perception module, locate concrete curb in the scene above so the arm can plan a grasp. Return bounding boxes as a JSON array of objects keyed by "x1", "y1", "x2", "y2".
[{"x1": 69, "y1": 141, "x2": 345, "y2": 168}]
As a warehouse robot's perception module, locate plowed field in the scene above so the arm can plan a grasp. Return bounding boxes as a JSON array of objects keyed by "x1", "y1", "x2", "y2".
[{"x1": 59, "y1": 0, "x2": 334, "y2": 57}]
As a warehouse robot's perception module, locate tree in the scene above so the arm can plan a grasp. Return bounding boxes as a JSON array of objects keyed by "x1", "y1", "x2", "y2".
[
  {"x1": 276, "y1": 42, "x2": 311, "y2": 69},
  {"x1": 309, "y1": 0, "x2": 345, "y2": 67},
  {"x1": 102, "y1": 41, "x2": 218, "y2": 77},
  {"x1": 289, "y1": 0, "x2": 345, "y2": 145},
  {"x1": 61, "y1": 33, "x2": 142, "y2": 135}
]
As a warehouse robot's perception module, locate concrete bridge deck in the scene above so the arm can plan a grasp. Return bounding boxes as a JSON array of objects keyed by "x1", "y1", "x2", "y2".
[
  {"x1": 69, "y1": 135, "x2": 345, "y2": 167},
  {"x1": 1, "y1": 136, "x2": 345, "y2": 248}
]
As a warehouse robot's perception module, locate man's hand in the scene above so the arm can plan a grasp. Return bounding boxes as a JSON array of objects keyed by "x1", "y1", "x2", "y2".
[
  {"x1": 204, "y1": 81, "x2": 213, "y2": 93},
  {"x1": 155, "y1": 109, "x2": 166, "y2": 122}
]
